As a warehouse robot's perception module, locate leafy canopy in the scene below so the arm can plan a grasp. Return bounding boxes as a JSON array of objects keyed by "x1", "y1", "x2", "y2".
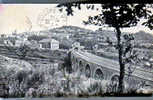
[{"x1": 57, "y1": 4, "x2": 153, "y2": 29}]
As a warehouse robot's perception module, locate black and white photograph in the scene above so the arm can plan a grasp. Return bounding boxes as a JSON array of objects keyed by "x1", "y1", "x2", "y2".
[{"x1": 0, "y1": 3, "x2": 153, "y2": 100}]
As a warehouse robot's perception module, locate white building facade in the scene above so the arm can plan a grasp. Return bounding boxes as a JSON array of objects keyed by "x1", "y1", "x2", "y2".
[{"x1": 39, "y1": 38, "x2": 59, "y2": 50}]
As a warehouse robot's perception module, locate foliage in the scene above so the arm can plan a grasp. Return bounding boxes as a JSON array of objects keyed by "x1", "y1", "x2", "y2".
[
  {"x1": 16, "y1": 44, "x2": 31, "y2": 59},
  {"x1": 59, "y1": 43, "x2": 71, "y2": 49},
  {"x1": 28, "y1": 35, "x2": 47, "y2": 42},
  {"x1": 62, "y1": 51, "x2": 72, "y2": 73}
]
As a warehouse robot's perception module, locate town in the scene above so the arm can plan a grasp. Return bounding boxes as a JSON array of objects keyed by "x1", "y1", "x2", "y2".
[
  {"x1": 0, "y1": 25, "x2": 153, "y2": 97},
  {"x1": 0, "y1": 26, "x2": 153, "y2": 68}
]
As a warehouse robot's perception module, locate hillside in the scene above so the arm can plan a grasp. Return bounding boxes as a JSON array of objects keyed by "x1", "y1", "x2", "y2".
[
  {"x1": 20, "y1": 26, "x2": 153, "y2": 45},
  {"x1": 134, "y1": 31, "x2": 153, "y2": 44},
  {"x1": 95, "y1": 29, "x2": 117, "y2": 41},
  {"x1": 95, "y1": 29, "x2": 153, "y2": 44},
  {"x1": 49, "y1": 25, "x2": 93, "y2": 34}
]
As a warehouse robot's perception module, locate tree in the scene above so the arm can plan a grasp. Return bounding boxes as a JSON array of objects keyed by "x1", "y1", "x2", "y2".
[
  {"x1": 28, "y1": 35, "x2": 47, "y2": 42},
  {"x1": 16, "y1": 44, "x2": 31, "y2": 60},
  {"x1": 57, "y1": 3, "x2": 153, "y2": 93},
  {"x1": 63, "y1": 51, "x2": 72, "y2": 73}
]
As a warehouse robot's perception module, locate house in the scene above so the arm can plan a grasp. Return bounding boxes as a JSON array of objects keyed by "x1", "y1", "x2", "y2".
[
  {"x1": 72, "y1": 42, "x2": 80, "y2": 48},
  {"x1": 15, "y1": 39, "x2": 31, "y2": 47},
  {"x1": 4, "y1": 39, "x2": 14, "y2": 46},
  {"x1": 72, "y1": 42, "x2": 84, "y2": 50},
  {"x1": 39, "y1": 38, "x2": 59, "y2": 50},
  {"x1": 3, "y1": 37, "x2": 16, "y2": 46},
  {"x1": 15, "y1": 36, "x2": 29, "y2": 47},
  {"x1": 15, "y1": 39, "x2": 23, "y2": 47}
]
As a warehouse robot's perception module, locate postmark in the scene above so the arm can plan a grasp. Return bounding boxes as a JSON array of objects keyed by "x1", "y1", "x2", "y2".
[{"x1": 37, "y1": 7, "x2": 67, "y2": 29}]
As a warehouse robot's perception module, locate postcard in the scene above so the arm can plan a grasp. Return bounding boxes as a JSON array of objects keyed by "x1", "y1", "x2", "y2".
[{"x1": 0, "y1": 3, "x2": 153, "y2": 99}]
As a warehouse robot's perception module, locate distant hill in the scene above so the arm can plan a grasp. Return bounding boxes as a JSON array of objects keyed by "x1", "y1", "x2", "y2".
[
  {"x1": 49, "y1": 25, "x2": 93, "y2": 34},
  {"x1": 133, "y1": 31, "x2": 153, "y2": 44},
  {"x1": 20, "y1": 26, "x2": 153, "y2": 45},
  {"x1": 49, "y1": 26, "x2": 153, "y2": 45},
  {"x1": 95, "y1": 29, "x2": 153, "y2": 44}
]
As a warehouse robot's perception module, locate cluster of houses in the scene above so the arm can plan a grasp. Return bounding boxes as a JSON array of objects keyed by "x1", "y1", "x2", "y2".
[
  {"x1": 0, "y1": 29, "x2": 87, "y2": 52},
  {"x1": 0, "y1": 31, "x2": 60, "y2": 50}
]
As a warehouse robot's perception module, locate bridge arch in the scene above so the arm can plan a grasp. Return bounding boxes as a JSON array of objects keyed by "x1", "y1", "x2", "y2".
[
  {"x1": 85, "y1": 64, "x2": 91, "y2": 78},
  {"x1": 110, "y1": 74, "x2": 119, "y2": 84},
  {"x1": 110, "y1": 74, "x2": 129, "y2": 92},
  {"x1": 109, "y1": 74, "x2": 120, "y2": 92},
  {"x1": 94, "y1": 67, "x2": 104, "y2": 80}
]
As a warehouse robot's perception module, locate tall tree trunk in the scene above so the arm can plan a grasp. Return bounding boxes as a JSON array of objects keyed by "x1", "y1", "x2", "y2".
[{"x1": 116, "y1": 27, "x2": 125, "y2": 94}]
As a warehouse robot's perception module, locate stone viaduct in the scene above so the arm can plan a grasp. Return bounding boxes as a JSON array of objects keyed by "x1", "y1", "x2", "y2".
[{"x1": 70, "y1": 49, "x2": 153, "y2": 88}]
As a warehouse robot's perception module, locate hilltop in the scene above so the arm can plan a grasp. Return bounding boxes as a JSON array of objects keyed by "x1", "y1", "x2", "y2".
[{"x1": 49, "y1": 25, "x2": 93, "y2": 34}]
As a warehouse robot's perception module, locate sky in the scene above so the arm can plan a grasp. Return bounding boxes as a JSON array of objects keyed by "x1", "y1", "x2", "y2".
[{"x1": 0, "y1": 4, "x2": 152, "y2": 35}]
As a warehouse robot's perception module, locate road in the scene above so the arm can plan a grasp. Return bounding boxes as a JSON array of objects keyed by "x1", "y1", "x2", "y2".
[{"x1": 1, "y1": 97, "x2": 153, "y2": 100}]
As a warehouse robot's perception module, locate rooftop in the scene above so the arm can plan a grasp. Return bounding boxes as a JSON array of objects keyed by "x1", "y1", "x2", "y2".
[{"x1": 39, "y1": 38, "x2": 59, "y2": 43}]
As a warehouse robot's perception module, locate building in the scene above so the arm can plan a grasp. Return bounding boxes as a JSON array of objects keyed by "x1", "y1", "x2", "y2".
[
  {"x1": 15, "y1": 39, "x2": 23, "y2": 47},
  {"x1": 72, "y1": 42, "x2": 80, "y2": 48},
  {"x1": 3, "y1": 40, "x2": 14, "y2": 46},
  {"x1": 3, "y1": 37, "x2": 16, "y2": 46},
  {"x1": 15, "y1": 37, "x2": 29, "y2": 47},
  {"x1": 72, "y1": 42, "x2": 84, "y2": 50},
  {"x1": 39, "y1": 38, "x2": 59, "y2": 50}
]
